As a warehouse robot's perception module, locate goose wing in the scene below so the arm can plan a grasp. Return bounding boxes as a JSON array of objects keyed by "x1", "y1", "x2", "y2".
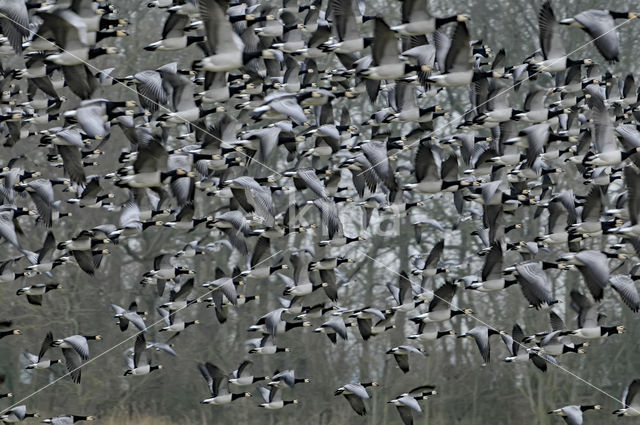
[
  {"x1": 574, "y1": 10, "x2": 618, "y2": 61},
  {"x1": 0, "y1": 0, "x2": 30, "y2": 53},
  {"x1": 200, "y1": 0, "x2": 243, "y2": 54},
  {"x1": 569, "y1": 290, "x2": 597, "y2": 328},
  {"x1": 296, "y1": 168, "x2": 328, "y2": 200},
  {"x1": 574, "y1": 250, "x2": 609, "y2": 301},
  {"x1": 610, "y1": 275, "x2": 640, "y2": 312},
  {"x1": 372, "y1": 18, "x2": 399, "y2": 66},
  {"x1": 538, "y1": 1, "x2": 565, "y2": 60},
  {"x1": 445, "y1": 21, "x2": 471, "y2": 73},
  {"x1": 428, "y1": 281, "x2": 456, "y2": 312},
  {"x1": 38, "y1": 332, "x2": 53, "y2": 361},
  {"x1": 482, "y1": 243, "x2": 503, "y2": 281},
  {"x1": 62, "y1": 347, "x2": 82, "y2": 383},
  {"x1": 344, "y1": 393, "x2": 367, "y2": 415},
  {"x1": 515, "y1": 261, "x2": 554, "y2": 308},
  {"x1": 57, "y1": 145, "x2": 86, "y2": 184},
  {"x1": 624, "y1": 379, "x2": 640, "y2": 409},
  {"x1": 133, "y1": 333, "x2": 146, "y2": 369},
  {"x1": 414, "y1": 141, "x2": 440, "y2": 183}
]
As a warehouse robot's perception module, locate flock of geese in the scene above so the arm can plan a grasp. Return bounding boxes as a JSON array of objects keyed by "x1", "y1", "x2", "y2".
[{"x1": 0, "y1": 0, "x2": 640, "y2": 423}]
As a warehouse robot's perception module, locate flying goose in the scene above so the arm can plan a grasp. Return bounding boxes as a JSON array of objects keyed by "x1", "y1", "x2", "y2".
[
  {"x1": 40, "y1": 415, "x2": 96, "y2": 424},
  {"x1": 557, "y1": 251, "x2": 612, "y2": 301},
  {"x1": 0, "y1": 405, "x2": 38, "y2": 423},
  {"x1": 267, "y1": 369, "x2": 310, "y2": 388},
  {"x1": 157, "y1": 307, "x2": 199, "y2": 332},
  {"x1": 145, "y1": 11, "x2": 203, "y2": 51},
  {"x1": 386, "y1": 345, "x2": 426, "y2": 373},
  {"x1": 193, "y1": 0, "x2": 275, "y2": 72},
  {"x1": 335, "y1": 382, "x2": 378, "y2": 416},
  {"x1": 198, "y1": 362, "x2": 252, "y2": 405},
  {"x1": 538, "y1": 330, "x2": 587, "y2": 357},
  {"x1": 23, "y1": 332, "x2": 60, "y2": 370},
  {"x1": 67, "y1": 177, "x2": 113, "y2": 208},
  {"x1": 411, "y1": 239, "x2": 448, "y2": 280},
  {"x1": 548, "y1": 404, "x2": 601, "y2": 425},
  {"x1": 207, "y1": 210, "x2": 251, "y2": 255},
  {"x1": 467, "y1": 243, "x2": 512, "y2": 291},
  {"x1": 0, "y1": 207, "x2": 38, "y2": 263},
  {"x1": 408, "y1": 321, "x2": 455, "y2": 342},
  {"x1": 222, "y1": 176, "x2": 276, "y2": 226},
  {"x1": 249, "y1": 308, "x2": 311, "y2": 336},
  {"x1": 351, "y1": 308, "x2": 392, "y2": 340},
  {"x1": 56, "y1": 230, "x2": 111, "y2": 276},
  {"x1": 110, "y1": 302, "x2": 147, "y2": 332},
  {"x1": 458, "y1": 326, "x2": 504, "y2": 365},
  {"x1": 124, "y1": 334, "x2": 162, "y2": 376},
  {"x1": 14, "y1": 178, "x2": 57, "y2": 227},
  {"x1": 313, "y1": 317, "x2": 354, "y2": 344},
  {"x1": 388, "y1": 386, "x2": 436, "y2": 425},
  {"x1": 502, "y1": 323, "x2": 557, "y2": 372},
  {"x1": 560, "y1": 9, "x2": 637, "y2": 62},
  {"x1": 116, "y1": 139, "x2": 188, "y2": 189},
  {"x1": 159, "y1": 278, "x2": 200, "y2": 311},
  {"x1": 613, "y1": 379, "x2": 640, "y2": 416},
  {"x1": 323, "y1": 0, "x2": 371, "y2": 54},
  {"x1": 405, "y1": 140, "x2": 474, "y2": 193},
  {"x1": 229, "y1": 360, "x2": 268, "y2": 386},
  {"x1": 428, "y1": 21, "x2": 473, "y2": 87},
  {"x1": 359, "y1": 18, "x2": 413, "y2": 81},
  {"x1": 257, "y1": 386, "x2": 297, "y2": 409},
  {"x1": 410, "y1": 281, "x2": 472, "y2": 323},
  {"x1": 16, "y1": 282, "x2": 62, "y2": 306},
  {"x1": 391, "y1": 0, "x2": 468, "y2": 35},
  {"x1": 387, "y1": 271, "x2": 427, "y2": 312},
  {"x1": 142, "y1": 254, "x2": 194, "y2": 296},
  {"x1": 531, "y1": 2, "x2": 592, "y2": 73},
  {"x1": 565, "y1": 290, "x2": 624, "y2": 339},
  {"x1": 51, "y1": 334, "x2": 102, "y2": 383},
  {"x1": 583, "y1": 96, "x2": 640, "y2": 167},
  {"x1": 246, "y1": 335, "x2": 289, "y2": 355}
]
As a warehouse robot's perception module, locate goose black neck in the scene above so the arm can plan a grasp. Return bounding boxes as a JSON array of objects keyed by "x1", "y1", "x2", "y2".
[
  {"x1": 269, "y1": 265, "x2": 283, "y2": 273},
  {"x1": 562, "y1": 344, "x2": 580, "y2": 353},
  {"x1": 286, "y1": 321, "x2": 304, "y2": 330},
  {"x1": 609, "y1": 11, "x2": 631, "y2": 19},
  {"x1": 566, "y1": 58, "x2": 588, "y2": 68},
  {"x1": 437, "y1": 330, "x2": 453, "y2": 339},
  {"x1": 435, "y1": 15, "x2": 458, "y2": 27},
  {"x1": 242, "y1": 51, "x2": 262, "y2": 64},
  {"x1": 187, "y1": 35, "x2": 205, "y2": 45},
  {"x1": 141, "y1": 220, "x2": 159, "y2": 230},
  {"x1": 89, "y1": 47, "x2": 109, "y2": 60},
  {"x1": 622, "y1": 147, "x2": 640, "y2": 160}
]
